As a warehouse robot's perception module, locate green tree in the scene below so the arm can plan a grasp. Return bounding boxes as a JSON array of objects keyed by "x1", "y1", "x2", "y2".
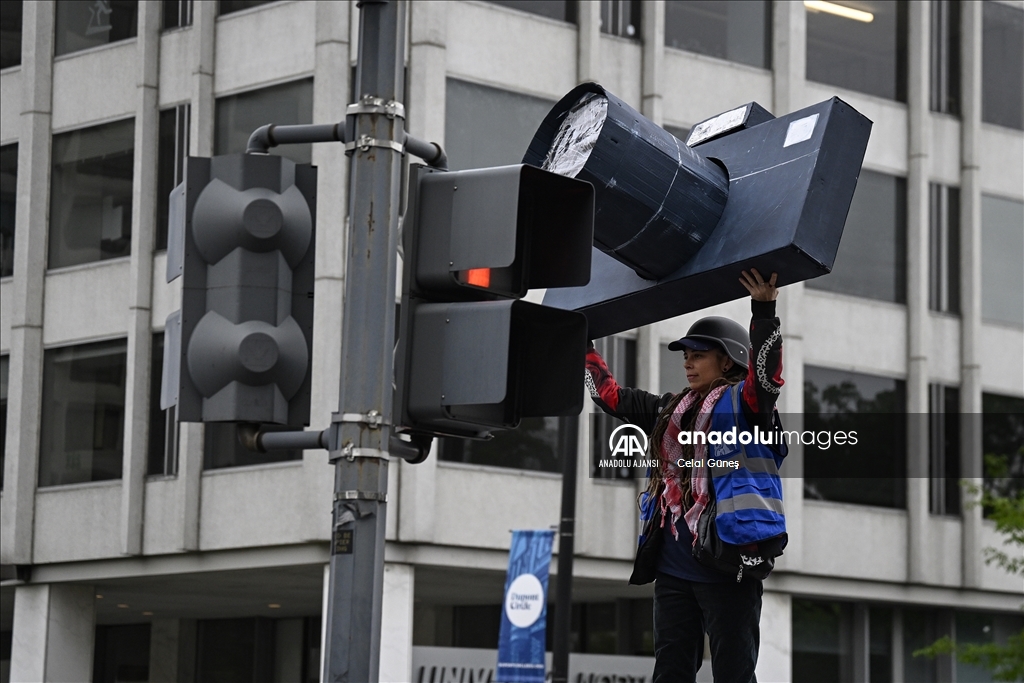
[{"x1": 913, "y1": 452, "x2": 1024, "y2": 682}]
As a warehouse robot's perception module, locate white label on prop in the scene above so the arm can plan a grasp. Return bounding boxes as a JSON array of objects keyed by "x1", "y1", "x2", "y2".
[
  {"x1": 783, "y1": 113, "x2": 819, "y2": 147},
  {"x1": 504, "y1": 573, "x2": 545, "y2": 628},
  {"x1": 686, "y1": 105, "x2": 749, "y2": 146}
]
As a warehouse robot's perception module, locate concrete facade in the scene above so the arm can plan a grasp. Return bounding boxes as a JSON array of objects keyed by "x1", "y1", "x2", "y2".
[{"x1": 1, "y1": 1, "x2": 1022, "y2": 682}]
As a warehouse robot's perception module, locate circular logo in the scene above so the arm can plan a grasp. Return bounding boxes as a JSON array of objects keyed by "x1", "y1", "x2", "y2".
[
  {"x1": 504, "y1": 574, "x2": 544, "y2": 628},
  {"x1": 608, "y1": 423, "x2": 649, "y2": 456}
]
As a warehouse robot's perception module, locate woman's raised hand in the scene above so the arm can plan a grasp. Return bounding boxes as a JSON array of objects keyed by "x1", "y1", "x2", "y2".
[{"x1": 739, "y1": 268, "x2": 779, "y2": 302}]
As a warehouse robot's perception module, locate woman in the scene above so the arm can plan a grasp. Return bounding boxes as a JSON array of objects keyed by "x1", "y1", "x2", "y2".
[{"x1": 585, "y1": 268, "x2": 785, "y2": 683}]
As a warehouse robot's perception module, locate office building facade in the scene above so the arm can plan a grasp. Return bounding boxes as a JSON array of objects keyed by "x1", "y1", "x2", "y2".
[{"x1": 1, "y1": 1, "x2": 1022, "y2": 681}]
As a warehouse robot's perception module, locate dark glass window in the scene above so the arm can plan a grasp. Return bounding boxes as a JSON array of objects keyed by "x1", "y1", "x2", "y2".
[
  {"x1": 982, "y1": 1, "x2": 1024, "y2": 129},
  {"x1": 439, "y1": 416, "x2": 562, "y2": 473},
  {"x1": 592, "y1": 336, "x2": 638, "y2": 479},
  {"x1": 219, "y1": 1, "x2": 273, "y2": 17},
  {"x1": 929, "y1": 384, "x2": 960, "y2": 516},
  {"x1": 197, "y1": 618, "x2": 272, "y2": 683},
  {"x1": 444, "y1": 79, "x2": 554, "y2": 171},
  {"x1": 807, "y1": 170, "x2": 907, "y2": 303},
  {"x1": 0, "y1": 1, "x2": 21, "y2": 69},
  {"x1": 804, "y1": 365, "x2": 907, "y2": 509},
  {"x1": 204, "y1": 422, "x2": 300, "y2": 470},
  {"x1": 0, "y1": 143, "x2": 16, "y2": 277},
  {"x1": 215, "y1": 79, "x2": 314, "y2": 165},
  {"x1": 148, "y1": 333, "x2": 178, "y2": 476},
  {"x1": 483, "y1": 1, "x2": 577, "y2": 23},
  {"x1": 806, "y1": 0, "x2": 908, "y2": 101},
  {"x1": 954, "y1": 611, "x2": 1024, "y2": 681},
  {"x1": 39, "y1": 339, "x2": 127, "y2": 486},
  {"x1": 930, "y1": 0, "x2": 961, "y2": 115},
  {"x1": 163, "y1": 0, "x2": 193, "y2": 29},
  {"x1": 981, "y1": 392, "x2": 1024, "y2": 504},
  {"x1": 156, "y1": 104, "x2": 190, "y2": 251},
  {"x1": 665, "y1": 1, "x2": 772, "y2": 69},
  {"x1": 601, "y1": 0, "x2": 641, "y2": 38},
  {"x1": 792, "y1": 600, "x2": 854, "y2": 683},
  {"x1": 1, "y1": 355, "x2": 8, "y2": 491},
  {"x1": 93, "y1": 623, "x2": 150, "y2": 683},
  {"x1": 980, "y1": 194, "x2": 1024, "y2": 326},
  {"x1": 54, "y1": 0, "x2": 139, "y2": 56},
  {"x1": 49, "y1": 118, "x2": 135, "y2": 269},
  {"x1": 928, "y1": 183, "x2": 960, "y2": 314}
]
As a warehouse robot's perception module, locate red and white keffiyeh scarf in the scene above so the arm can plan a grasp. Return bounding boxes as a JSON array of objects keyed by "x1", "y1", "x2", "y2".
[{"x1": 659, "y1": 385, "x2": 728, "y2": 544}]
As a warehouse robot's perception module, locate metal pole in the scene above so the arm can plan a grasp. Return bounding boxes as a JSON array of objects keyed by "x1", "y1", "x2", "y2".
[
  {"x1": 551, "y1": 414, "x2": 579, "y2": 683},
  {"x1": 323, "y1": 1, "x2": 406, "y2": 681}
]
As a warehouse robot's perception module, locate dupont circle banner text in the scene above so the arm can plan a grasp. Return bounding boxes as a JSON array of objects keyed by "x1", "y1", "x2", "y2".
[{"x1": 496, "y1": 529, "x2": 555, "y2": 683}]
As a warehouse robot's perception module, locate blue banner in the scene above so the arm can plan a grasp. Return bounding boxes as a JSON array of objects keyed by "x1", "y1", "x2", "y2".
[{"x1": 496, "y1": 529, "x2": 555, "y2": 683}]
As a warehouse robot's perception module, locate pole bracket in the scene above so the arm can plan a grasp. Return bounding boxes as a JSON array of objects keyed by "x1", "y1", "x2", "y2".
[
  {"x1": 338, "y1": 443, "x2": 389, "y2": 462},
  {"x1": 335, "y1": 411, "x2": 388, "y2": 428},
  {"x1": 344, "y1": 134, "x2": 404, "y2": 155},
  {"x1": 346, "y1": 96, "x2": 406, "y2": 120},
  {"x1": 335, "y1": 490, "x2": 388, "y2": 502}
]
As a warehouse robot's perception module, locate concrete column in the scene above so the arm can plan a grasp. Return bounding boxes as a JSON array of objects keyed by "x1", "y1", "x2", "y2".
[
  {"x1": 120, "y1": 0, "x2": 162, "y2": 557},
  {"x1": 958, "y1": 0, "x2": 984, "y2": 590},
  {"x1": 148, "y1": 619, "x2": 181, "y2": 683},
  {"x1": 577, "y1": 0, "x2": 601, "y2": 84},
  {"x1": 905, "y1": 0, "x2": 932, "y2": 584},
  {"x1": 9, "y1": 584, "x2": 96, "y2": 683},
  {"x1": 379, "y1": 563, "x2": 415, "y2": 683},
  {"x1": 302, "y1": 0, "x2": 352, "y2": 544},
  {"x1": 190, "y1": 0, "x2": 216, "y2": 157},
  {"x1": 396, "y1": 0, "x2": 449, "y2": 545},
  {"x1": 756, "y1": 591, "x2": 792, "y2": 683},
  {"x1": 640, "y1": 1, "x2": 665, "y2": 124},
  {"x1": 178, "y1": 423, "x2": 203, "y2": 550},
  {"x1": 770, "y1": 0, "x2": 806, "y2": 572},
  {"x1": 1, "y1": 0, "x2": 54, "y2": 566}
]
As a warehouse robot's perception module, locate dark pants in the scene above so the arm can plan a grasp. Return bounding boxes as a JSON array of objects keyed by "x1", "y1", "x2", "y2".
[{"x1": 652, "y1": 572, "x2": 762, "y2": 683}]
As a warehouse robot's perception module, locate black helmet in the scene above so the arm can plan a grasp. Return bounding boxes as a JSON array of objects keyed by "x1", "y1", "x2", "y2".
[{"x1": 667, "y1": 316, "x2": 750, "y2": 370}]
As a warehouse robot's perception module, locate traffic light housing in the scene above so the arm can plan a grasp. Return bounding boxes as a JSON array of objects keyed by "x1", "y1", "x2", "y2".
[
  {"x1": 161, "y1": 153, "x2": 316, "y2": 426},
  {"x1": 394, "y1": 164, "x2": 594, "y2": 439},
  {"x1": 530, "y1": 85, "x2": 872, "y2": 338}
]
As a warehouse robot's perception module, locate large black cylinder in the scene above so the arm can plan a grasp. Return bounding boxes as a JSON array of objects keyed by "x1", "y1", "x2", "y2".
[{"x1": 524, "y1": 83, "x2": 729, "y2": 281}]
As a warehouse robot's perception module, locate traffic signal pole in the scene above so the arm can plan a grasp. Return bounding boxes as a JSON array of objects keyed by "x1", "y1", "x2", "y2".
[{"x1": 324, "y1": 0, "x2": 406, "y2": 680}]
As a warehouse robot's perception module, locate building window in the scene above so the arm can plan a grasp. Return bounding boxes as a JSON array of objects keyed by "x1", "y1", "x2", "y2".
[
  {"x1": 792, "y1": 600, "x2": 855, "y2": 682},
  {"x1": 664, "y1": 1, "x2": 772, "y2": 69},
  {"x1": 439, "y1": 417, "x2": 562, "y2": 473},
  {"x1": 196, "y1": 616, "x2": 321, "y2": 683},
  {"x1": 444, "y1": 79, "x2": 554, "y2": 172},
  {"x1": 39, "y1": 339, "x2": 127, "y2": 487},
  {"x1": 148, "y1": 334, "x2": 178, "y2": 476},
  {"x1": 93, "y1": 623, "x2": 150, "y2": 683},
  {"x1": 806, "y1": 170, "x2": 907, "y2": 304},
  {"x1": 592, "y1": 336, "x2": 638, "y2": 479},
  {"x1": 0, "y1": 355, "x2": 8, "y2": 491},
  {"x1": 981, "y1": 194, "x2": 1024, "y2": 326},
  {"x1": 929, "y1": 384, "x2": 960, "y2": 516},
  {"x1": 803, "y1": 365, "x2": 907, "y2": 509},
  {"x1": 600, "y1": 0, "x2": 640, "y2": 38},
  {"x1": 0, "y1": 143, "x2": 15, "y2": 277},
  {"x1": 930, "y1": 0, "x2": 961, "y2": 115},
  {"x1": 982, "y1": 1, "x2": 1024, "y2": 130},
  {"x1": 156, "y1": 104, "x2": 190, "y2": 251},
  {"x1": 982, "y1": 392, "x2": 1024, "y2": 504},
  {"x1": 0, "y1": 1, "x2": 21, "y2": 69},
  {"x1": 483, "y1": 1, "x2": 577, "y2": 23},
  {"x1": 49, "y1": 118, "x2": 135, "y2": 270},
  {"x1": 219, "y1": 1, "x2": 274, "y2": 17},
  {"x1": 806, "y1": 0, "x2": 908, "y2": 102},
  {"x1": 54, "y1": 0, "x2": 139, "y2": 57},
  {"x1": 163, "y1": 0, "x2": 193, "y2": 29},
  {"x1": 215, "y1": 79, "x2": 314, "y2": 165},
  {"x1": 928, "y1": 183, "x2": 959, "y2": 314}
]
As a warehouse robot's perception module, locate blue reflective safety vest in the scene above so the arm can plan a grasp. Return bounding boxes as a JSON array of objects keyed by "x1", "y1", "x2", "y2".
[{"x1": 707, "y1": 382, "x2": 787, "y2": 545}]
